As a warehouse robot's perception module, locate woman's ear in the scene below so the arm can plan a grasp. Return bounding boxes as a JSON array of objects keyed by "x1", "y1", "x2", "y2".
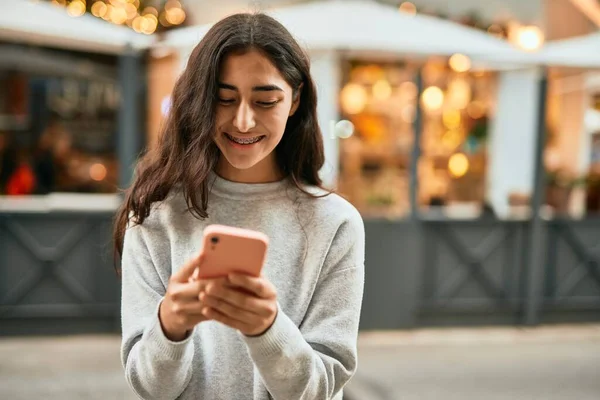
[{"x1": 289, "y1": 83, "x2": 304, "y2": 117}]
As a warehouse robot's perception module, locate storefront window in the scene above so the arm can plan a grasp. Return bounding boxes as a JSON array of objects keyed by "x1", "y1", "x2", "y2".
[
  {"x1": 0, "y1": 47, "x2": 120, "y2": 195},
  {"x1": 337, "y1": 58, "x2": 496, "y2": 218}
]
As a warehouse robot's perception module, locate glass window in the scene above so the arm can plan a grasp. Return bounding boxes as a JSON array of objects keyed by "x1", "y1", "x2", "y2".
[
  {"x1": 0, "y1": 46, "x2": 120, "y2": 195},
  {"x1": 337, "y1": 58, "x2": 496, "y2": 218}
]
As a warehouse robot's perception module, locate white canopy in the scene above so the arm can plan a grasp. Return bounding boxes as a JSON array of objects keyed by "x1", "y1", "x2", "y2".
[
  {"x1": 0, "y1": 0, "x2": 153, "y2": 54},
  {"x1": 534, "y1": 33, "x2": 600, "y2": 68},
  {"x1": 160, "y1": 0, "x2": 533, "y2": 67}
]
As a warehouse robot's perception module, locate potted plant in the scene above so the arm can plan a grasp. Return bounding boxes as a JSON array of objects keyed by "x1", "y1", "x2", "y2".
[{"x1": 545, "y1": 169, "x2": 576, "y2": 213}]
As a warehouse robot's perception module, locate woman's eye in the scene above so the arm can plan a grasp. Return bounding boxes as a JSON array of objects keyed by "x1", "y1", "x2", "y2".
[
  {"x1": 219, "y1": 98, "x2": 235, "y2": 105},
  {"x1": 257, "y1": 100, "x2": 279, "y2": 107}
]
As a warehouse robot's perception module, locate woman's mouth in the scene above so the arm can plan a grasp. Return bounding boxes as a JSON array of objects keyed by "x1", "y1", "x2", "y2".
[{"x1": 224, "y1": 133, "x2": 265, "y2": 146}]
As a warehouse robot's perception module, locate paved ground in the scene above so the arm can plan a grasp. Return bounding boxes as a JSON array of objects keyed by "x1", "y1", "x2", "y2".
[{"x1": 0, "y1": 324, "x2": 598, "y2": 400}]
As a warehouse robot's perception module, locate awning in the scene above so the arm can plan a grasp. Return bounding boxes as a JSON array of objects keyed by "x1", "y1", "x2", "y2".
[
  {"x1": 159, "y1": 0, "x2": 533, "y2": 67},
  {"x1": 0, "y1": 0, "x2": 153, "y2": 54},
  {"x1": 534, "y1": 33, "x2": 600, "y2": 68}
]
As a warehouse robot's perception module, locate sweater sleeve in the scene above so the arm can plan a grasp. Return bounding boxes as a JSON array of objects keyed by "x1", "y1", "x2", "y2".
[
  {"x1": 242, "y1": 212, "x2": 365, "y2": 400},
  {"x1": 120, "y1": 223, "x2": 196, "y2": 400}
]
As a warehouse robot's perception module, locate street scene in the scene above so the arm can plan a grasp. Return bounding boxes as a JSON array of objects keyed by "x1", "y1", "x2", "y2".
[
  {"x1": 1, "y1": 0, "x2": 600, "y2": 399},
  {"x1": 1, "y1": 325, "x2": 599, "y2": 399}
]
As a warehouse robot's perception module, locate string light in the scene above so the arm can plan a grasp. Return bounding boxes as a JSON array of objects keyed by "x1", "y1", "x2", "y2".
[
  {"x1": 46, "y1": 0, "x2": 187, "y2": 33},
  {"x1": 398, "y1": 2, "x2": 417, "y2": 16},
  {"x1": 124, "y1": 2, "x2": 137, "y2": 19},
  {"x1": 110, "y1": 6, "x2": 128, "y2": 24},
  {"x1": 165, "y1": 0, "x2": 182, "y2": 10},
  {"x1": 102, "y1": 4, "x2": 113, "y2": 20},
  {"x1": 66, "y1": 0, "x2": 86, "y2": 17},
  {"x1": 91, "y1": 1, "x2": 107, "y2": 18},
  {"x1": 515, "y1": 25, "x2": 544, "y2": 51},
  {"x1": 142, "y1": 6, "x2": 159, "y2": 17},
  {"x1": 165, "y1": 6, "x2": 186, "y2": 25}
]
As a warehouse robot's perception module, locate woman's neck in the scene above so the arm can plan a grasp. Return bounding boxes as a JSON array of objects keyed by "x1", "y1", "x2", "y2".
[{"x1": 216, "y1": 155, "x2": 284, "y2": 183}]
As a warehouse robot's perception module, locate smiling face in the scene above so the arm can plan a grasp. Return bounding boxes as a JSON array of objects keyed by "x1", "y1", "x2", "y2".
[{"x1": 214, "y1": 49, "x2": 300, "y2": 183}]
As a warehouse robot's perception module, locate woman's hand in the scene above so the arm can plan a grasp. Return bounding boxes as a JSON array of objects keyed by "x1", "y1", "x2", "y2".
[
  {"x1": 199, "y1": 274, "x2": 278, "y2": 337},
  {"x1": 159, "y1": 254, "x2": 209, "y2": 341}
]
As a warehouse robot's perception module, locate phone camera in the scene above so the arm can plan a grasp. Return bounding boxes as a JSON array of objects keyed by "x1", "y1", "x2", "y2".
[{"x1": 210, "y1": 236, "x2": 219, "y2": 244}]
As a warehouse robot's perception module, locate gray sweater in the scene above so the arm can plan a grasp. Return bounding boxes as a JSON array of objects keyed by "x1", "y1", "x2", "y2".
[{"x1": 120, "y1": 173, "x2": 365, "y2": 399}]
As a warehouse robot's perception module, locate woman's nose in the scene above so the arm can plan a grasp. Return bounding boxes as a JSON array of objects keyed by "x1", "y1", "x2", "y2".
[{"x1": 232, "y1": 102, "x2": 256, "y2": 132}]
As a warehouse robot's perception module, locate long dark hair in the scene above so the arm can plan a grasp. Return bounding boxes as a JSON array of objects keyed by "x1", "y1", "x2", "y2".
[{"x1": 113, "y1": 12, "x2": 326, "y2": 262}]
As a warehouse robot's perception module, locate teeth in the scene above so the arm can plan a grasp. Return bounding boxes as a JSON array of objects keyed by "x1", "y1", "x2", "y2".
[{"x1": 226, "y1": 134, "x2": 263, "y2": 144}]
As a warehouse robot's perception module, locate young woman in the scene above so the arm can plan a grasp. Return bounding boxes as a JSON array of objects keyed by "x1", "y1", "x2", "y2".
[{"x1": 115, "y1": 12, "x2": 365, "y2": 400}]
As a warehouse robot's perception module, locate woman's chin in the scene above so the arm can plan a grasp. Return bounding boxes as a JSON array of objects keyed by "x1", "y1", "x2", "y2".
[{"x1": 219, "y1": 153, "x2": 263, "y2": 172}]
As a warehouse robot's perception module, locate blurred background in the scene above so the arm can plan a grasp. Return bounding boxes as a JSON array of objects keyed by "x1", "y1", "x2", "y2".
[{"x1": 0, "y1": 0, "x2": 599, "y2": 399}]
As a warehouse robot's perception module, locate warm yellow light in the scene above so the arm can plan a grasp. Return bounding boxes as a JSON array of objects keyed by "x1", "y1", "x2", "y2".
[
  {"x1": 102, "y1": 4, "x2": 113, "y2": 20},
  {"x1": 340, "y1": 83, "x2": 368, "y2": 115},
  {"x1": 398, "y1": 2, "x2": 417, "y2": 16},
  {"x1": 91, "y1": 1, "x2": 107, "y2": 18},
  {"x1": 132, "y1": 15, "x2": 144, "y2": 32},
  {"x1": 67, "y1": 0, "x2": 86, "y2": 17},
  {"x1": 165, "y1": 0, "x2": 182, "y2": 10},
  {"x1": 399, "y1": 81, "x2": 418, "y2": 99},
  {"x1": 516, "y1": 25, "x2": 544, "y2": 51},
  {"x1": 124, "y1": 3, "x2": 138, "y2": 19},
  {"x1": 142, "y1": 6, "x2": 159, "y2": 17},
  {"x1": 467, "y1": 101, "x2": 486, "y2": 119},
  {"x1": 421, "y1": 86, "x2": 444, "y2": 111},
  {"x1": 448, "y1": 153, "x2": 469, "y2": 178},
  {"x1": 442, "y1": 130, "x2": 462, "y2": 150},
  {"x1": 89, "y1": 163, "x2": 107, "y2": 182},
  {"x1": 447, "y1": 78, "x2": 471, "y2": 109},
  {"x1": 165, "y1": 7, "x2": 186, "y2": 25},
  {"x1": 372, "y1": 80, "x2": 392, "y2": 100},
  {"x1": 449, "y1": 53, "x2": 471, "y2": 73},
  {"x1": 141, "y1": 15, "x2": 158, "y2": 34},
  {"x1": 144, "y1": 13, "x2": 158, "y2": 24},
  {"x1": 52, "y1": 0, "x2": 67, "y2": 6},
  {"x1": 443, "y1": 110, "x2": 461, "y2": 129},
  {"x1": 111, "y1": 6, "x2": 128, "y2": 24},
  {"x1": 159, "y1": 12, "x2": 171, "y2": 27}
]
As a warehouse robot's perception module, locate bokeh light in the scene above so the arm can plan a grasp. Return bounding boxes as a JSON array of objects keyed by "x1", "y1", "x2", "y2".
[
  {"x1": 398, "y1": 2, "x2": 417, "y2": 16},
  {"x1": 341, "y1": 83, "x2": 368, "y2": 114},
  {"x1": 89, "y1": 163, "x2": 107, "y2": 182},
  {"x1": 421, "y1": 86, "x2": 444, "y2": 111},
  {"x1": 516, "y1": 25, "x2": 544, "y2": 51},
  {"x1": 448, "y1": 153, "x2": 469, "y2": 178},
  {"x1": 373, "y1": 80, "x2": 392, "y2": 100},
  {"x1": 449, "y1": 54, "x2": 472, "y2": 73},
  {"x1": 91, "y1": 1, "x2": 107, "y2": 18},
  {"x1": 66, "y1": 0, "x2": 86, "y2": 17}
]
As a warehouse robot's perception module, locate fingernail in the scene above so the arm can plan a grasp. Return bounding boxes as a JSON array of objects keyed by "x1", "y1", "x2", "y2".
[{"x1": 199, "y1": 292, "x2": 205, "y2": 301}]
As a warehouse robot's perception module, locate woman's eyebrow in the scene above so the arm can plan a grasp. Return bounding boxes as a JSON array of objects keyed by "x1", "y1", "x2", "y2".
[{"x1": 218, "y1": 82, "x2": 284, "y2": 92}]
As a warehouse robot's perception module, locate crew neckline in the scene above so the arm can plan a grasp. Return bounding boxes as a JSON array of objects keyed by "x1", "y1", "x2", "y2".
[{"x1": 208, "y1": 171, "x2": 292, "y2": 200}]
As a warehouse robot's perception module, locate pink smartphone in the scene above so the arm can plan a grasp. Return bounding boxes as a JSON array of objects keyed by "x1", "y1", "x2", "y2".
[{"x1": 193, "y1": 224, "x2": 269, "y2": 280}]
